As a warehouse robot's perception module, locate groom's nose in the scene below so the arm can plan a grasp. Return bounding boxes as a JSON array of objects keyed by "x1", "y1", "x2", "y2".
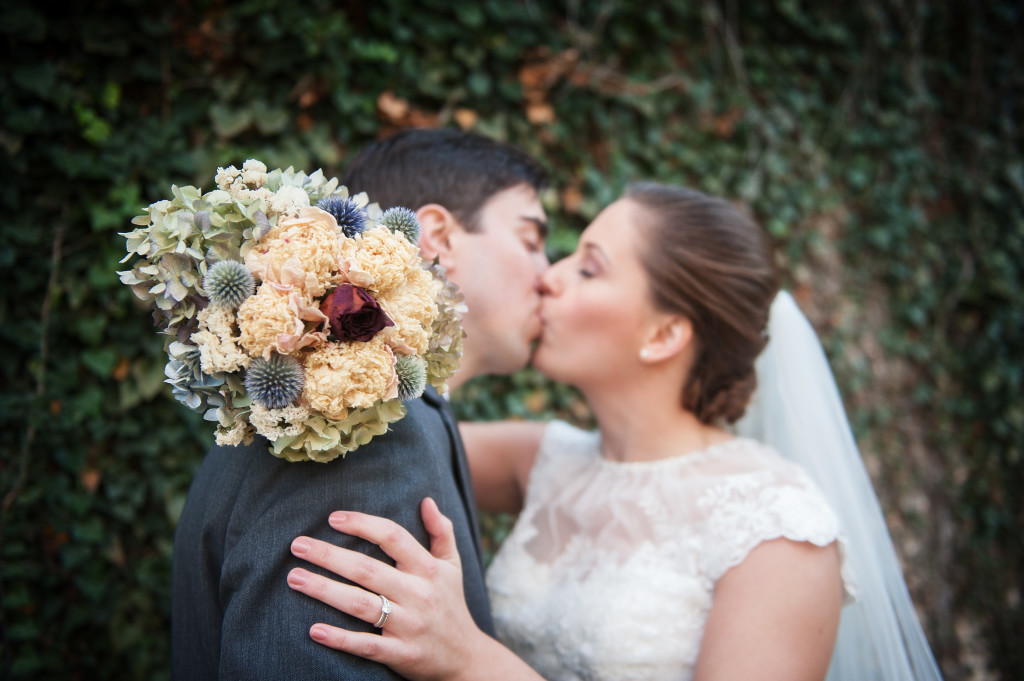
[{"x1": 531, "y1": 248, "x2": 549, "y2": 275}]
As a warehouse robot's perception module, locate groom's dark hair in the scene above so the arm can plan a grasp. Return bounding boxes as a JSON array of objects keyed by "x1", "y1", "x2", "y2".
[{"x1": 340, "y1": 128, "x2": 548, "y2": 232}]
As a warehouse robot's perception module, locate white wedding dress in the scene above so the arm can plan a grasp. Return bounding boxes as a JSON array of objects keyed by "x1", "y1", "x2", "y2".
[{"x1": 486, "y1": 420, "x2": 856, "y2": 681}]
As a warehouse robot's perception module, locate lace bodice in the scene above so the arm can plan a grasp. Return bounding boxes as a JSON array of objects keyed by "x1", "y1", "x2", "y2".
[{"x1": 486, "y1": 421, "x2": 855, "y2": 681}]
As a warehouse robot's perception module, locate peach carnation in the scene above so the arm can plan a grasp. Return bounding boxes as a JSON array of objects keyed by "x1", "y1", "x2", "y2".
[
  {"x1": 379, "y1": 266, "x2": 440, "y2": 355},
  {"x1": 237, "y1": 285, "x2": 328, "y2": 359},
  {"x1": 338, "y1": 226, "x2": 420, "y2": 294},
  {"x1": 246, "y1": 206, "x2": 342, "y2": 297},
  {"x1": 302, "y1": 336, "x2": 399, "y2": 419}
]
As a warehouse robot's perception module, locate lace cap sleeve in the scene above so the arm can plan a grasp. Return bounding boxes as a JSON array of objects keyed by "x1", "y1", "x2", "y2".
[{"x1": 696, "y1": 445, "x2": 851, "y2": 595}]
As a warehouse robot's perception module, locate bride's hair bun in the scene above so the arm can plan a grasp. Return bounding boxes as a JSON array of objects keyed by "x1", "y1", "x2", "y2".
[{"x1": 627, "y1": 183, "x2": 778, "y2": 425}]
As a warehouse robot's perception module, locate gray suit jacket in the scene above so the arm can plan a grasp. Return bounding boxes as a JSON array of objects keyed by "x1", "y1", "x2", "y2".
[{"x1": 171, "y1": 388, "x2": 491, "y2": 680}]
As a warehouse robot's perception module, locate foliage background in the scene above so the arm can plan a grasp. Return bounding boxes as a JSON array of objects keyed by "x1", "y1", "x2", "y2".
[{"x1": 1, "y1": 1, "x2": 1020, "y2": 679}]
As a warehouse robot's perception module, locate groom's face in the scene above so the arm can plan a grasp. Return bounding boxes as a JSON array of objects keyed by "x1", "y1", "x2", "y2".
[{"x1": 451, "y1": 183, "x2": 549, "y2": 376}]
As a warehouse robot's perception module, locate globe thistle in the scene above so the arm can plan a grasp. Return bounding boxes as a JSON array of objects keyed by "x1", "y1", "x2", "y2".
[
  {"x1": 395, "y1": 355, "x2": 427, "y2": 401},
  {"x1": 317, "y1": 195, "x2": 366, "y2": 238},
  {"x1": 380, "y1": 207, "x2": 421, "y2": 245},
  {"x1": 204, "y1": 260, "x2": 255, "y2": 308},
  {"x1": 245, "y1": 352, "x2": 305, "y2": 410}
]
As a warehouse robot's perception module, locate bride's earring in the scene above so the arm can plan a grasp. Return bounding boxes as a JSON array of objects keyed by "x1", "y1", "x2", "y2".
[{"x1": 639, "y1": 348, "x2": 650, "y2": 361}]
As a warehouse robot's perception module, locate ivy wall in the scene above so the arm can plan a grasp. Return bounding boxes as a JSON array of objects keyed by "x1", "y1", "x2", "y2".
[{"x1": 1, "y1": 1, "x2": 1020, "y2": 679}]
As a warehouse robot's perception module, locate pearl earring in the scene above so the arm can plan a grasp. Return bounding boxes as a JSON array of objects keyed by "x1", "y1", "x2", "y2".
[{"x1": 640, "y1": 349, "x2": 649, "y2": 360}]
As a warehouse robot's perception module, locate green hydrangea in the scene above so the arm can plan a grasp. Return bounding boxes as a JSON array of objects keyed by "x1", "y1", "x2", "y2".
[
  {"x1": 423, "y1": 260, "x2": 466, "y2": 393},
  {"x1": 117, "y1": 165, "x2": 349, "y2": 341},
  {"x1": 269, "y1": 399, "x2": 407, "y2": 462}
]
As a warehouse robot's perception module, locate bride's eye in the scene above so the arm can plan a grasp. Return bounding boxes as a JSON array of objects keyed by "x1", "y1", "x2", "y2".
[{"x1": 577, "y1": 255, "x2": 600, "y2": 279}]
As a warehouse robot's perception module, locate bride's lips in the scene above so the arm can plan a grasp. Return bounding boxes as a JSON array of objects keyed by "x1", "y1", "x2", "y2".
[
  {"x1": 534, "y1": 309, "x2": 545, "y2": 337},
  {"x1": 536, "y1": 303, "x2": 551, "y2": 342}
]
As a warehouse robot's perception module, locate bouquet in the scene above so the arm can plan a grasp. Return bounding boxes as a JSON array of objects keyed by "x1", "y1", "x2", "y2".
[{"x1": 117, "y1": 160, "x2": 464, "y2": 462}]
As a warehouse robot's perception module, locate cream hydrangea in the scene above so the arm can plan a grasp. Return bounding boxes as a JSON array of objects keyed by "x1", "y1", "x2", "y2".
[
  {"x1": 302, "y1": 336, "x2": 399, "y2": 419},
  {"x1": 240, "y1": 159, "x2": 269, "y2": 188},
  {"x1": 339, "y1": 226, "x2": 420, "y2": 294},
  {"x1": 248, "y1": 403, "x2": 312, "y2": 440},
  {"x1": 246, "y1": 206, "x2": 342, "y2": 297},
  {"x1": 215, "y1": 165, "x2": 241, "y2": 191},
  {"x1": 215, "y1": 160, "x2": 273, "y2": 203},
  {"x1": 215, "y1": 420, "x2": 254, "y2": 447},
  {"x1": 269, "y1": 185, "x2": 311, "y2": 217},
  {"x1": 191, "y1": 304, "x2": 251, "y2": 374}
]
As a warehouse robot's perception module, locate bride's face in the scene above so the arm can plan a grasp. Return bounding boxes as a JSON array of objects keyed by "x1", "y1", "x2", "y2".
[{"x1": 534, "y1": 198, "x2": 660, "y2": 389}]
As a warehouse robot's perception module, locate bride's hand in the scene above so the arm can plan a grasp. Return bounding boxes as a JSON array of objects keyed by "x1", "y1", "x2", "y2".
[{"x1": 287, "y1": 497, "x2": 483, "y2": 681}]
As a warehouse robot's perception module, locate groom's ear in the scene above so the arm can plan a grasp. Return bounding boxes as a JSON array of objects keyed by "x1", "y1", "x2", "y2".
[
  {"x1": 416, "y1": 204, "x2": 461, "y2": 272},
  {"x1": 639, "y1": 315, "x2": 694, "y2": 364}
]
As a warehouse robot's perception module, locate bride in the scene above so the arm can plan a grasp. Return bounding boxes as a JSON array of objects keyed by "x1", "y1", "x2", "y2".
[{"x1": 284, "y1": 182, "x2": 942, "y2": 680}]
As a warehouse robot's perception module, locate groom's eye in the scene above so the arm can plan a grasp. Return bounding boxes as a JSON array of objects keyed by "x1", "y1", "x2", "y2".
[
  {"x1": 517, "y1": 223, "x2": 545, "y2": 254},
  {"x1": 522, "y1": 233, "x2": 543, "y2": 253}
]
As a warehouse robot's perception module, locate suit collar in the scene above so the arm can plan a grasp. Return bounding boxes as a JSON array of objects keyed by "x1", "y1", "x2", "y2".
[
  {"x1": 420, "y1": 385, "x2": 445, "y2": 408},
  {"x1": 420, "y1": 386, "x2": 487, "y2": 573}
]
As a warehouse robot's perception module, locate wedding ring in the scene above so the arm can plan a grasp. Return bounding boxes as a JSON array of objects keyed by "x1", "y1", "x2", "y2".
[{"x1": 374, "y1": 593, "x2": 392, "y2": 629}]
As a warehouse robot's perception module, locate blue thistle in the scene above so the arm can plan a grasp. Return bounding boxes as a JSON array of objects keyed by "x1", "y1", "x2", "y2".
[
  {"x1": 245, "y1": 353, "x2": 305, "y2": 410},
  {"x1": 318, "y1": 195, "x2": 366, "y2": 238},
  {"x1": 380, "y1": 207, "x2": 421, "y2": 245},
  {"x1": 204, "y1": 260, "x2": 255, "y2": 308},
  {"x1": 395, "y1": 355, "x2": 427, "y2": 401}
]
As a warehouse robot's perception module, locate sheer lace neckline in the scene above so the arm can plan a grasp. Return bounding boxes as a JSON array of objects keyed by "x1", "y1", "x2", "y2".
[{"x1": 596, "y1": 435, "x2": 755, "y2": 469}]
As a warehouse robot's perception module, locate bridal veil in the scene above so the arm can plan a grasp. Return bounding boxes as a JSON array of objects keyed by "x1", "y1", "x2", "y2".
[{"x1": 734, "y1": 291, "x2": 943, "y2": 681}]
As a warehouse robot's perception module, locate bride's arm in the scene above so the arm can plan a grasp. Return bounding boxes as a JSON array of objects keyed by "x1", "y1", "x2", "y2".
[
  {"x1": 693, "y1": 538, "x2": 843, "y2": 681},
  {"x1": 287, "y1": 499, "x2": 545, "y2": 681},
  {"x1": 459, "y1": 421, "x2": 545, "y2": 514}
]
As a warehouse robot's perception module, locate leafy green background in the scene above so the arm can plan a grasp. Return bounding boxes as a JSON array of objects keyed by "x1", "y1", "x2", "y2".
[{"x1": 1, "y1": 1, "x2": 1020, "y2": 679}]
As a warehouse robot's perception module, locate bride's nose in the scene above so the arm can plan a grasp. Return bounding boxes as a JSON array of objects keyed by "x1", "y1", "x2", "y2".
[{"x1": 539, "y1": 260, "x2": 562, "y2": 296}]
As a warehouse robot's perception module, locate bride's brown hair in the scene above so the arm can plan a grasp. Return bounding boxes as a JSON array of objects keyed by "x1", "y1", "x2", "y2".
[{"x1": 627, "y1": 182, "x2": 779, "y2": 425}]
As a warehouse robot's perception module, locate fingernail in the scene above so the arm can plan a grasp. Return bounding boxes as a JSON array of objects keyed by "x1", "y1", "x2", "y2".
[
  {"x1": 310, "y1": 625, "x2": 329, "y2": 642},
  {"x1": 292, "y1": 537, "x2": 311, "y2": 555},
  {"x1": 287, "y1": 570, "x2": 307, "y2": 587},
  {"x1": 329, "y1": 512, "x2": 348, "y2": 526}
]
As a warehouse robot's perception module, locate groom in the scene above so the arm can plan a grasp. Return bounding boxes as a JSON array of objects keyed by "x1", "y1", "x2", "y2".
[{"x1": 171, "y1": 129, "x2": 550, "y2": 680}]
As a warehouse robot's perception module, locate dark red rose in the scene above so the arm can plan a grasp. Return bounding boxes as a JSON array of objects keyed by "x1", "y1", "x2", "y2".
[{"x1": 319, "y1": 284, "x2": 394, "y2": 342}]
